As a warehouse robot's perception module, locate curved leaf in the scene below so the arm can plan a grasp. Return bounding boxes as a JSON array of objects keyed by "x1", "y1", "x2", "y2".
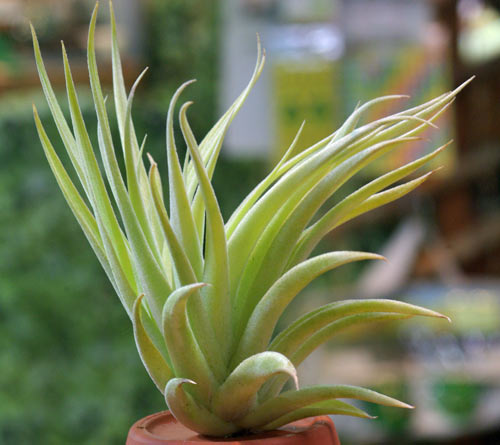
[
  {"x1": 31, "y1": 24, "x2": 88, "y2": 193},
  {"x1": 227, "y1": 94, "x2": 415, "y2": 238},
  {"x1": 260, "y1": 399, "x2": 374, "y2": 431},
  {"x1": 226, "y1": 120, "x2": 309, "y2": 237},
  {"x1": 180, "y1": 102, "x2": 231, "y2": 359},
  {"x1": 165, "y1": 379, "x2": 237, "y2": 436},
  {"x1": 271, "y1": 299, "x2": 449, "y2": 358},
  {"x1": 260, "y1": 313, "x2": 411, "y2": 401},
  {"x1": 32, "y1": 107, "x2": 108, "y2": 281},
  {"x1": 213, "y1": 352, "x2": 298, "y2": 422},
  {"x1": 227, "y1": 115, "x2": 427, "y2": 319},
  {"x1": 162, "y1": 283, "x2": 217, "y2": 404},
  {"x1": 238, "y1": 384, "x2": 412, "y2": 430},
  {"x1": 259, "y1": 312, "x2": 412, "y2": 401},
  {"x1": 149, "y1": 160, "x2": 197, "y2": 286},
  {"x1": 231, "y1": 136, "x2": 419, "y2": 330},
  {"x1": 335, "y1": 171, "x2": 435, "y2": 227},
  {"x1": 150, "y1": 159, "x2": 225, "y2": 382},
  {"x1": 166, "y1": 81, "x2": 204, "y2": 279},
  {"x1": 122, "y1": 68, "x2": 164, "y2": 263},
  {"x1": 292, "y1": 313, "x2": 411, "y2": 366},
  {"x1": 59, "y1": 40, "x2": 138, "y2": 296},
  {"x1": 87, "y1": 6, "x2": 172, "y2": 322},
  {"x1": 232, "y1": 252, "x2": 383, "y2": 366},
  {"x1": 288, "y1": 142, "x2": 448, "y2": 267},
  {"x1": 133, "y1": 295, "x2": 173, "y2": 394},
  {"x1": 111, "y1": 4, "x2": 166, "y2": 269},
  {"x1": 186, "y1": 36, "x2": 266, "y2": 198}
]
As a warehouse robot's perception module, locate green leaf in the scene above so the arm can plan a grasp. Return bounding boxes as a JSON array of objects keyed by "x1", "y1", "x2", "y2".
[
  {"x1": 149, "y1": 161, "x2": 226, "y2": 382},
  {"x1": 179, "y1": 102, "x2": 231, "y2": 360},
  {"x1": 225, "y1": 120, "x2": 309, "y2": 237},
  {"x1": 331, "y1": 95, "x2": 410, "y2": 145},
  {"x1": 292, "y1": 313, "x2": 411, "y2": 366},
  {"x1": 335, "y1": 172, "x2": 434, "y2": 229},
  {"x1": 239, "y1": 93, "x2": 409, "y2": 230},
  {"x1": 33, "y1": 105, "x2": 117, "y2": 293},
  {"x1": 260, "y1": 400, "x2": 374, "y2": 431},
  {"x1": 232, "y1": 252, "x2": 383, "y2": 367},
  {"x1": 166, "y1": 81, "x2": 204, "y2": 280},
  {"x1": 31, "y1": 23, "x2": 89, "y2": 194},
  {"x1": 259, "y1": 312, "x2": 412, "y2": 401},
  {"x1": 133, "y1": 295, "x2": 173, "y2": 394},
  {"x1": 109, "y1": 1, "x2": 127, "y2": 140},
  {"x1": 355, "y1": 78, "x2": 473, "y2": 153},
  {"x1": 288, "y1": 143, "x2": 448, "y2": 267},
  {"x1": 232, "y1": 136, "x2": 419, "y2": 328},
  {"x1": 162, "y1": 284, "x2": 217, "y2": 404},
  {"x1": 60, "y1": 40, "x2": 138, "y2": 297},
  {"x1": 212, "y1": 352, "x2": 298, "y2": 422},
  {"x1": 94, "y1": 211, "x2": 137, "y2": 318},
  {"x1": 88, "y1": 5, "x2": 172, "y2": 322},
  {"x1": 110, "y1": 2, "x2": 166, "y2": 267},
  {"x1": 185, "y1": 36, "x2": 266, "y2": 200},
  {"x1": 165, "y1": 379, "x2": 238, "y2": 436},
  {"x1": 188, "y1": 39, "x2": 266, "y2": 242},
  {"x1": 271, "y1": 299, "x2": 449, "y2": 359},
  {"x1": 260, "y1": 313, "x2": 414, "y2": 402},
  {"x1": 149, "y1": 160, "x2": 197, "y2": 286},
  {"x1": 123, "y1": 69, "x2": 164, "y2": 262},
  {"x1": 238, "y1": 384, "x2": 412, "y2": 430},
  {"x1": 226, "y1": 115, "x2": 424, "y2": 308}
]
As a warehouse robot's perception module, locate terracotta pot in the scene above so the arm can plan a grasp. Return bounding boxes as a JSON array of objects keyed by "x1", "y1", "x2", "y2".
[{"x1": 126, "y1": 410, "x2": 340, "y2": 445}]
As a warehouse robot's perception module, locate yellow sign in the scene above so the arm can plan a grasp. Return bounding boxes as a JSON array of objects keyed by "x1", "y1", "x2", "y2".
[{"x1": 272, "y1": 59, "x2": 339, "y2": 165}]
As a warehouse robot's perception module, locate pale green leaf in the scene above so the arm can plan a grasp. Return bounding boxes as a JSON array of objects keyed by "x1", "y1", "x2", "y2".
[
  {"x1": 238, "y1": 384, "x2": 412, "y2": 429},
  {"x1": 133, "y1": 295, "x2": 173, "y2": 394},
  {"x1": 162, "y1": 283, "x2": 217, "y2": 404},
  {"x1": 30, "y1": 24, "x2": 89, "y2": 194},
  {"x1": 260, "y1": 313, "x2": 413, "y2": 402},
  {"x1": 149, "y1": 158, "x2": 226, "y2": 382},
  {"x1": 149, "y1": 160, "x2": 197, "y2": 286},
  {"x1": 225, "y1": 120, "x2": 308, "y2": 237},
  {"x1": 166, "y1": 81, "x2": 204, "y2": 279},
  {"x1": 179, "y1": 102, "x2": 231, "y2": 358},
  {"x1": 165, "y1": 379, "x2": 238, "y2": 436},
  {"x1": 271, "y1": 299, "x2": 449, "y2": 358},
  {"x1": 231, "y1": 135, "x2": 418, "y2": 344},
  {"x1": 232, "y1": 252, "x2": 383, "y2": 366},
  {"x1": 291, "y1": 313, "x2": 411, "y2": 366},
  {"x1": 288, "y1": 143, "x2": 448, "y2": 267},
  {"x1": 213, "y1": 351, "x2": 298, "y2": 422},
  {"x1": 260, "y1": 400, "x2": 374, "y2": 431},
  {"x1": 88, "y1": 5, "x2": 172, "y2": 322},
  {"x1": 60, "y1": 41, "x2": 138, "y2": 295},
  {"x1": 33, "y1": 105, "x2": 114, "y2": 290}
]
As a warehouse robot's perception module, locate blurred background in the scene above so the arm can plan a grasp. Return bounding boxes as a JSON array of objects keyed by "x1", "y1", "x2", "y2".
[{"x1": 0, "y1": 0, "x2": 499, "y2": 444}]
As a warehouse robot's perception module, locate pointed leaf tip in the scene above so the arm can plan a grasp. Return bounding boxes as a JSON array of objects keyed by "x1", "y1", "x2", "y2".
[
  {"x1": 178, "y1": 378, "x2": 197, "y2": 387},
  {"x1": 146, "y1": 152, "x2": 156, "y2": 166}
]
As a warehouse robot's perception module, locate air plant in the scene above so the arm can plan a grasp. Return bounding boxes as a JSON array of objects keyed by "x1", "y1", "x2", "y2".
[{"x1": 31, "y1": 2, "x2": 468, "y2": 437}]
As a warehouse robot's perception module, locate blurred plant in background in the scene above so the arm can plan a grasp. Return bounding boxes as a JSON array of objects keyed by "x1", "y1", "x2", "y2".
[{"x1": 144, "y1": 0, "x2": 219, "y2": 140}]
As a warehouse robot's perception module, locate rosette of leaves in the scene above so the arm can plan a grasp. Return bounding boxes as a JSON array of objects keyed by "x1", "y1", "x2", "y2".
[{"x1": 31, "y1": 3, "x2": 468, "y2": 437}]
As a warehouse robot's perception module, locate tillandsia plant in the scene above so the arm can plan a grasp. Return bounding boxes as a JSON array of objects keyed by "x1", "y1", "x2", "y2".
[{"x1": 31, "y1": 2, "x2": 471, "y2": 437}]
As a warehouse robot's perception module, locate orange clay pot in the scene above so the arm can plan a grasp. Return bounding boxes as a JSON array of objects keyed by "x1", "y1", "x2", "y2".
[{"x1": 126, "y1": 411, "x2": 340, "y2": 445}]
